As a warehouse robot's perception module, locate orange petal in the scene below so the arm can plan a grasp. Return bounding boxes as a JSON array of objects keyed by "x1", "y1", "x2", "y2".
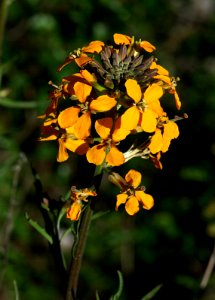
[
  {"x1": 58, "y1": 107, "x2": 80, "y2": 128},
  {"x1": 125, "y1": 79, "x2": 142, "y2": 103},
  {"x1": 135, "y1": 191, "x2": 154, "y2": 210},
  {"x1": 150, "y1": 62, "x2": 169, "y2": 76},
  {"x1": 112, "y1": 126, "x2": 130, "y2": 142},
  {"x1": 148, "y1": 129, "x2": 163, "y2": 154},
  {"x1": 125, "y1": 169, "x2": 141, "y2": 188},
  {"x1": 80, "y1": 69, "x2": 96, "y2": 84},
  {"x1": 82, "y1": 41, "x2": 104, "y2": 53},
  {"x1": 141, "y1": 110, "x2": 157, "y2": 133},
  {"x1": 147, "y1": 99, "x2": 164, "y2": 117},
  {"x1": 139, "y1": 40, "x2": 156, "y2": 52},
  {"x1": 174, "y1": 90, "x2": 181, "y2": 110},
  {"x1": 86, "y1": 144, "x2": 106, "y2": 165},
  {"x1": 125, "y1": 196, "x2": 139, "y2": 215},
  {"x1": 120, "y1": 106, "x2": 140, "y2": 131},
  {"x1": 163, "y1": 121, "x2": 179, "y2": 139},
  {"x1": 67, "y1": 202, "x2": 82, "y2": 221},
  {"x1": 106, "y1": 146, "x2": 125, "y2": 166},
  {"x1": 116, "y1": 193, "x2": 128, "y2": 211},
  {"x1": 75, "y1": 54, "x2": 92, "y2": 67},
  {"x1": 113, "y1": 33, "x2": 131, "y2": 45},
  {"x1": 144, "y1": 84, "x2": 163, "y2": 104},
  {"x1": 74, "y1": 81, "x2": 92, "y2": 103},
  {"x1": 90, "y1": 95, "x2": 117, "y2": 112},
  {"x1": 95, "y1": 118, "x2": 112, "y2": 140},
  {"x1": 74, "y1": 112, "x2": 91, "y2": 139},
  {"x1": 64, "y1": 139, "x2": 89, "y2": 155},
  {"x1": 57, "y1": 139, "x2": 69, "y2": 162}
]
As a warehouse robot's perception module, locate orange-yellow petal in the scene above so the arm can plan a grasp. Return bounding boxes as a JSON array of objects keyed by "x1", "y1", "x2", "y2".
[
  {"x1": 141, "y1": 110, "x2": 157, "y2": 133},
  {"x1": 163, "y1": 121, "x2": 179, "y2": 140},
  {"x1": 80, "y1": 69, "x2": 96, "y2": 85},
  {"x1": 144, "y1": 84, "x2": 163, "y2": 104},
  {"x1": 89, "y1": 95, "x2": 117, "y2": 112},
  {"x1": 106, "y1": 146, "x2": 125, "y2": 166},
  {"x1": 74, "y1": 81, "x2": 92, "y2": 103},
  {"x1": 86, "y1": 144, "x2": 106, "y2": 165},
  {"x1": 139, "y1": 40, "x2": 156, "y2": 52},
  {"x1": 120, "y1": 106, "x2": 140, "y2": 131},
  {"x1": 75, "y1": 54, "x2": 92, "y2": 67},
  {"x1": 95, "y1": 118, "x2": 112, "y2": 140},
  {"x1": 125, "y1": 196, "x2": 139, "y2": 215},
  {"x1": 125, "y1": 169, "x2": 142, "y2": 188},
  {"x1": 57, "y1": 139, "x2": 69, "y2": 162},
  {"x1": 116, "y1": 193, "x2": 128, "y2": 210},
  {"x1": 112, "y1": 126, "x2": 130, "y2": 142},
  {"x1": 113, "y1": 33, "x2": 131, "y2": 45},
  {"x1": 174, "y1": 90, "x2": 181, "y2": 110},
  {"x1": 125, "y1": 79, "x2": 142, "y2": 103},
  {"x1": 67, "y1": 202, "x2": 82, "y2": 221},
  {"x1": 151, "y1": 62, "x2": 169, "y2": 76},
  {"x1": 82, "y1": 41, "x2": 104, "y2": 53},
  {"x1": 58, "y1": 107, "x2": 80, "y2": 129},
  {"x1": 135, "y1": 191, "x2": 154, "y2": 210},
  {"x1": 64, "y1": 139, "x2": 89, "y2": 155},
  {"x1": 148, "y1": 129, "x2": 163, "y2": 154},
  {"x1": 74, "y1": 112, "x2": 91, "y2": 139}
]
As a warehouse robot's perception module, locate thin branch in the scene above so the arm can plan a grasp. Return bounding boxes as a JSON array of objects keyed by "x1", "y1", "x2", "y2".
[{"x1": 200, "y1": 242, "x2": 215, "y2": 289}]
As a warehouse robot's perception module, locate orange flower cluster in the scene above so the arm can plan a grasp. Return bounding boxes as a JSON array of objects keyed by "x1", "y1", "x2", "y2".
[{"x1": 39, "y1": 33, "x2": 183, "y2": 219}]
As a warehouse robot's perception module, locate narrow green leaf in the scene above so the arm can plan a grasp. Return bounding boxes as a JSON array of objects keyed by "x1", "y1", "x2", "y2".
[
  {"x1": 141, "y1": 284, "x2": 162, "y2": 300},
  {"x1": 25, "y1": 213, "x2": 53, "y2": 244},
  {"x1": 0, "y1": 98, "x2": 37, "y2": 108},
  {"x1": 110, "y1": 270, "x2": 124, "y2": 300},
  {"x1": 91, "y1": 210, "x2": 110, "y2": 221},
  {"x1": 95, "y1": 290, "x2": 100, "y2": 300},
  {"x1": 13, "y1": 280, "x2": 19, "y2": 300}
]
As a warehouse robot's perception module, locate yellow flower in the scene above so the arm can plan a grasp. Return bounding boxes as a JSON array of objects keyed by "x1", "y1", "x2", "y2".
[
  {"x1": 121, "y1": 79, "x2": 164, "y2": 133},
  {"x1": 109, "y1": 170, "x2": 154, "y2": 215},
  {"x1": 67, "y1": 187, "x2": 97, "y2": 221},
  {"x1": 113, "y1": 33, "x2": 156, "y2": 52},
  {"x1": 86, "y1": 117, "x2": 129, "y2": 166},
  {"x1": 148, "y1": 120, "x2": 179, "y2": 154}
]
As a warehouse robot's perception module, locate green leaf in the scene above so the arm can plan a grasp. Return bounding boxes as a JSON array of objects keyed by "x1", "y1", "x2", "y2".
[
  {"x1": 0, "y1": 98, "x2": 37, "y2": 108},
  {"x1": 25, "y1": 212, "x2": 53, "y2": 244},
  {"x1": 110, "y1": 270, "x2": 124, "y2": 300},
  {"x1": 141, "y1": 284, "x2": 162, "y2": 300}
]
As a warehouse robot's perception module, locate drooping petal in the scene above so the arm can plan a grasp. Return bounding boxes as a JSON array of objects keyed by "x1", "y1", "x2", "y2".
[
  {"x1": 148, "y1": 129, "x2": 163, "y2": 154},
  {"x1": 58, "y1": 107, "x2": 80, "y2": 129},
  {"x1": 125, "y1": 196, "x2": 139, "y2": 215},
  {"x1": 135, "y1": 191, "x2": 154, "y2": 210},
  {"x1": 116, "y1": 193, "x2": 128, "y2": 211},
  {"x1": 141, "y1": 110, "x2": 157, "y2": 133},
  {"x1": 75, "y1": 54, "x2": 92, "y2": 67},
  {"x1": 67, "y1": 202, "x2": 82, "y2": 221},
  {"x1": 144, "y1": 84, "x2": 163, "y2": 104},
  {"x1": 106, "y1": 146, "x2": 125, "y2": 166},
  {"x1": 74, "y1": 112, "x2": 91, "y2": 139},
  {"x1": 82, "y1": 41, "x2": 104, "y2": 53},
  {"x1": 125, "y1": 169, "x2": 142, "y2": 188},
  {"x1": 173, "y1": 90, "x2": 181, "y2": 110},
  {"x1": 74, "y1": 81, "x2": 92, "y2": 103},
  {"x1": 57, "y1": 138, "x2": 69, "y2": 162},
  {"x1": 139, "y1": 40, "x2": 156, "y2": 52},
  {"x1": 89, "y1": 95, "x2": 117, "y2": 112},
  {"x1": 125, "y1": 79, "x2": 142, "y2": 103},
  {"x1": 113, "y1": 33, "x2": 131, "y2": 45},
  {"x1": 119, "y1": 106, "x2": 140, "y2": 131},
  {"x1": 86, "y1": 144, "x2": 106, "y2": 165},
  {"x1": 95, "y1": 118, "x2": 113, "y2": 140}
]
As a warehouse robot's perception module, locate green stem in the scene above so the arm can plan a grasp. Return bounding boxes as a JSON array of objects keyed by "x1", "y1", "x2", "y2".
[{"x1": 66, "y1": 203, "x2": 93, "y2": 300}]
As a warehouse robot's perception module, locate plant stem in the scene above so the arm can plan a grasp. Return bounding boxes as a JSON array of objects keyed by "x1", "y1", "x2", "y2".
[{"x1": 66, "y1": 203, "x2": 93, "y2": 300}]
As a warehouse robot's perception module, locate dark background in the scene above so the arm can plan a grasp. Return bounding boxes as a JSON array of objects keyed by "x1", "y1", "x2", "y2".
[{"x1": 0, "y1": 0, "x2": 215, "y2": 299}]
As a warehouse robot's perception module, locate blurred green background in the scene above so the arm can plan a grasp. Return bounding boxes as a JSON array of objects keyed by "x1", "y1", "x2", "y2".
[{"x1": 0, "y1": 0, "x2": 215, "y2": 299}]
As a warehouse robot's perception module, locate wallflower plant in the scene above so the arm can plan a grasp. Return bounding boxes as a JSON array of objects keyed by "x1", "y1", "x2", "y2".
[{"x1": 35, "y1": 33, "x2": 186, "y2": 300}]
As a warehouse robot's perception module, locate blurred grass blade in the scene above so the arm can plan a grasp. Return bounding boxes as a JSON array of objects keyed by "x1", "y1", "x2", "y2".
[
  {"x1": 0, "y1": 98, "x2": 37, "y2": 108},
  {"x1": 13, "y1": 280, "x2": 19, "y2": 300},
  {"x1": 95, "y1": 291, "x2": 100, "y2": 300},
  {"x1": 141, "y1": 284, "x2": 162, "y2": 300},
  {"x1": 25, "y1": 212, "x2": 53, "y2": 244},
  {"x1": 110, "y1": 270, "x2": 124, "y2": 300}
]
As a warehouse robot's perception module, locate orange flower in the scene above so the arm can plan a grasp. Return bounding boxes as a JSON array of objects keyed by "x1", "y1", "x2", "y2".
[
  {"x1": 148, "y1": 120, "x2": 179, "y2": 154},
  {"x1": 57, "y1": 108, "x2": 90, "y2": 162},
  {"x1": 86, "y1": 117, "x2": 129, "y2": 166},
  {"x1": 113, "y1": 33, "x2": 156, "y2": 52},
  {"x1": 67, "y1": 187, "x2": 97, "y2": 221},
  {"x1": 109, "y1": 170, "x2": 154, "y2": 215},
  {"x1": 121, "y1": 79, "x2": 164, "y2": 133},
  {"x1": 151, "y1": 61, "x2": 181, "y2": 110}
]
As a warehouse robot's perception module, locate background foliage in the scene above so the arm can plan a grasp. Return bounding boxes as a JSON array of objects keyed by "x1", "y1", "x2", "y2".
[{"x1": 0, "y1": 0, "x2": 215, "y2": 299}]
